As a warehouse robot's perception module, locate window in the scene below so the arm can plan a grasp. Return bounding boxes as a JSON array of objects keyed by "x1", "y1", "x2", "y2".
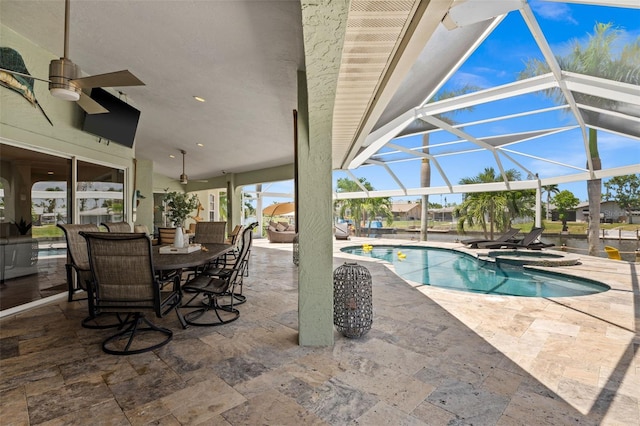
[{"x1": 77, "y1": 161, "x2": 125, "y2": 225}]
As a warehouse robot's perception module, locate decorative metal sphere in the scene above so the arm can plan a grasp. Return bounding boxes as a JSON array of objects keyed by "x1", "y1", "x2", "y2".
[{"x1": 293, "y1": 233, "x2": 299, "y2": 266}]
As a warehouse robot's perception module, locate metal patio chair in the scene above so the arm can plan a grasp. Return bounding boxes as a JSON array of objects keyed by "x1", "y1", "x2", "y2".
[{"x1": 81, "y1": 231, "x2": 186, "y2": 355}]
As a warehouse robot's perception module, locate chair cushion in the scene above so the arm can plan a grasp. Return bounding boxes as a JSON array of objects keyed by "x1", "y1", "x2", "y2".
[{"x1": 275, "y1": 223, "x2": 287, "y2": 232}]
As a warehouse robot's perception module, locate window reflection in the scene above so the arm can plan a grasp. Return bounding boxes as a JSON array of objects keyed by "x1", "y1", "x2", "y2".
[
  {"x1": 77, "y1": 161, "x2": 125, "y2": 225},
  {"x1": 0, "y1": 144, "x2": 70, "y2": 310}
]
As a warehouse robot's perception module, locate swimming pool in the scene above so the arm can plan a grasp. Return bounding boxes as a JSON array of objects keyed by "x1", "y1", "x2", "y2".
[{"x1": 341, "y1": 245, "x2": 610, "y2": 297}]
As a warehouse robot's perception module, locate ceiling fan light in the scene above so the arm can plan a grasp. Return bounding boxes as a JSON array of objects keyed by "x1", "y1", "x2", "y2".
[
  {"x1": 50, "y1": 87, "x2": 81, "y2": 101},
  {"x1": 180, "y1": 174, "x2": 188, "y2": 185},
  {"x1": 49, "y1": 58, "x2": 81, "y2": 101}
]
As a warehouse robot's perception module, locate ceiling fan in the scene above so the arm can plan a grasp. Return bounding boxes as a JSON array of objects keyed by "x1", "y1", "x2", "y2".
[
  {"x1": 0, "y1": 0, "x2": 144, "y2": 114},
  {"x1": 178, "y1": 150, "x2": 208, "y2": 185}
]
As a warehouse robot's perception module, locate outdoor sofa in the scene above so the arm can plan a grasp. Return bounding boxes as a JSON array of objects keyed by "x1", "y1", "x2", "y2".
[{"x1": 267, "y1": 221, "x2": 296, "y2": 243}]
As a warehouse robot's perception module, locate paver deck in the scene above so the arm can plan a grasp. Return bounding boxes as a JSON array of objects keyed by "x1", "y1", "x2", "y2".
[{"x1": 1, "y1": 238, "x2": 637, "y2": 425}]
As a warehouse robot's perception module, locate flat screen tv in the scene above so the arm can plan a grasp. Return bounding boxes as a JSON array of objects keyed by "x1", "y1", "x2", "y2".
[{"x1": 81, "y1": 88, "x2": 141, "y2": 148}]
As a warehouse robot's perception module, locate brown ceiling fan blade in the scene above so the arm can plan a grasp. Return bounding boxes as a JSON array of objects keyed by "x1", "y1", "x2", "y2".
[
  {"x1": 72, "y1": 70, "x2": 144, "y2": 89},
  {"x1": 77, "y1": 91, "x2": 108, "y2": 114}
]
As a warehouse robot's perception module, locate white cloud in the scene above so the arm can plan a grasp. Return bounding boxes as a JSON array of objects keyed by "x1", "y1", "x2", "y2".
[
  {"x1": 531, "y1": 1, "x2": 578, "y2": 24},
  {"x1": 449, "y1": 71, "x2": 492, "y2": 89}
]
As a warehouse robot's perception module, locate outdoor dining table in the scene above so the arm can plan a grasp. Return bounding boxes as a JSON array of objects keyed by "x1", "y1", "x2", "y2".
[{"x1": 152, "y1": 243, "x2": 233, "y2": 272}]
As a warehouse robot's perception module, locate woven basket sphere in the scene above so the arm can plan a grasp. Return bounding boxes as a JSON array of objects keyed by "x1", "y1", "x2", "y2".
[{"x1": 333, "y1": 262, "x2": 372, "y2": 338}]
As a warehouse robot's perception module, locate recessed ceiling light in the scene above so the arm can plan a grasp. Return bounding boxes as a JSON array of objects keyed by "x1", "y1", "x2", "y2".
[
  {"x1": 47, "y1": 171, "x2": 54, "y2": 175},
  {"x1": 169, "y1": 154, "x2": 175, "y2": 158},
  {"x1": 196, "y1": 143, "x2": 204, "y2": 147},
  {"x1": 193, "y1": 96, "x2": 206, "y2": 102}
]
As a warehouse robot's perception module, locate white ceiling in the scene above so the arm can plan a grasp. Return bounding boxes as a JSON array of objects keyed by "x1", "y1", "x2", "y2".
[{"x1": 1, "y1": 0, "x2": 304, "y2": 182}]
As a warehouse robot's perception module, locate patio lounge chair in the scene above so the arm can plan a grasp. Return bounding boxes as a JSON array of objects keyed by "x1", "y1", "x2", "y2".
[
  {"x1": 605, "y1": 246, "x2": 621, "y2": 260},
  {"x1": 335, "y1": 222, "x2": 350, "y2": 240},
  {"x1": 461, "y1": 227, "x2": 520, "y2": 248},
  {"x1": 477, "y1": 227, "x2": 554, "y2": 250}
]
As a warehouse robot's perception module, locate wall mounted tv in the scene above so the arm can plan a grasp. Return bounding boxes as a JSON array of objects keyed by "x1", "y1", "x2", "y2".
[{"x1": 81, "y1": 88, "x2": 141, "y2": 148}]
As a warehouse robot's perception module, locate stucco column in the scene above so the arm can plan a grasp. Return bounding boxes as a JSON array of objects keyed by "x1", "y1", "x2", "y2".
[
  {"x1": 297, "y1": 71, "x2": 333, "y2": 346},
  {"x1": 134, "y1": 158, "x2": 154, "y2": 231},
  {"x1": 226, "y1": 173, "x2": 242, "y2": 234},
  {"x1": 298, "y1": 0, "x2": 348, "y2": 346},
  {"x1": 535, "y1": 176, "x2": 542, "y2": 229}
]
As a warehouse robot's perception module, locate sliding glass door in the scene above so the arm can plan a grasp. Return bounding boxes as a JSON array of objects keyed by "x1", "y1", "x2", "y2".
[{"x1": 0, "y1": 143, "x2": 126, "y2": 311}]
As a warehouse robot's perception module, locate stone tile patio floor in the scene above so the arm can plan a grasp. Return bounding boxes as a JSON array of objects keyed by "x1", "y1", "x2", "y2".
[{"x1": 1, "y1": 237, "x2": 638, "y2": 425}]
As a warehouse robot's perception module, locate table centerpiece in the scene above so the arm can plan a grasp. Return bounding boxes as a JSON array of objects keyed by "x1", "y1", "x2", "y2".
[{"x1": 163, "y1": 190, "x2": 200, "y2": 248}]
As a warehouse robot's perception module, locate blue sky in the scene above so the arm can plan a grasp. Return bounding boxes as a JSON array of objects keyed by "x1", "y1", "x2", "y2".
[{"x1": 251, "y1": 1, "x2": 639, "y2": 212}]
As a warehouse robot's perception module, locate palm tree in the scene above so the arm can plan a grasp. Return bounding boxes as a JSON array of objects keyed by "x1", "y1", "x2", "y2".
[
  {"x1": 420, "y1": 85, "x2": 479, "y2": 241},
  {"x1": 335, "y1": 177, "x2": 392, "y2": 237},
  {"x1": 335, "y1": 177, "x2": 371, "y2": 237},
  {"x1": 520, "y1": 22, "x2": 640, "y2": 256},
  {"x1": 542, "y1": 184, "x2": 560, "y2": 221},
  {"x1": 363, "y1": 196, "x2": 393, "y2": 237},
  {"x1": 454, "y1": 167, "x2": 533, "y2": 239}
]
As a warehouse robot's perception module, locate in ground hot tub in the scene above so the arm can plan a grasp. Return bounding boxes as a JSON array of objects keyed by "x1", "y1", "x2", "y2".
[{"x1": 487, "y1": 250, "x2": 580, "y2": 267}]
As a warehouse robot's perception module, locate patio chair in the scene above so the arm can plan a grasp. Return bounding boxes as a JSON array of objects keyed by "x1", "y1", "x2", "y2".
[
  {"x1": 334, "y1": 222, "x2": 350, "y2": 240},
  {"x1": 225, "y1": 225, "x2": 243, "y2": 244},
  {"x1": 133, "y1": 224, "x2": 158, "y2": 245},
  {"x1": 101, "y1": 222, "x2": 132, "y2": 232},
  {"x1": 58, "y1": 223, "x2": 100, "y2": 303},
  {"x1": 58, "y1": 223, "x2": 123, "y2": 329},
  {"x1": 158, "y1": 227, "x2": 176, "y2": 245},
  {"x1": 477, "y1": 227, "x2": 553, "y2": 250},
  {"x1": 194, "y1": 221, "x2": 227, "y2": 244},
  {"x1": 181, "y1": 225, "x2": 254, "y2": 325},
  {"x1": 204, "y1": 222, "x2": 257, "y2": 305},
  {"x1": 81, "y1": 231, "x2": 185, "y2": 355},
  {"x1": 604, "y1": 246, "x2": 621, "y2": 260},
  {"x1": 220, "y1": 225, "x2": 244, "y2": 265},
  {"x1": 461, "y1": 227, "x2": 520, "y2": 248}
]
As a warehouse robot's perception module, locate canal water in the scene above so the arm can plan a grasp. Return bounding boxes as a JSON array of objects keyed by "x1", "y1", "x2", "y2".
[{"x1": 379, "y1": 231, "x2": 640, "y2": 262}]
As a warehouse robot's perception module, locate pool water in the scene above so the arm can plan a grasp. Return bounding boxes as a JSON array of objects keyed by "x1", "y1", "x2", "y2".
[
  {"x1": 38, "y1": 248, "x2": 67, "y2": 258},
  {"x1": 342, "y1": 245, "x2": 609, "y2": 297}
]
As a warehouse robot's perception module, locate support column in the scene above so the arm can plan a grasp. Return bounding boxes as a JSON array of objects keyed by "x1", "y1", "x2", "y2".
[
  {"x1": 298, "y1": 0, "x2": 349, "y2": 346},
  {"x1": 535, "y1": 175, "x2": 542, "y2": 229},
  {"x1": 226, "y1": 173, "x2": 241, "y2": 234},
  {"x1": 297, "y1": 70, "x2": 333, "y2": 346}
]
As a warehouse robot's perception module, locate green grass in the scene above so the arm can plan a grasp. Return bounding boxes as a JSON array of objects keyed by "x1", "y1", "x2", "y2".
[
  {"x1": 31, "y1": 225, "x2": 63, "y2": 239},
  {"x1": 389, "y1": 219, "x2": 639, "y2": 235}
]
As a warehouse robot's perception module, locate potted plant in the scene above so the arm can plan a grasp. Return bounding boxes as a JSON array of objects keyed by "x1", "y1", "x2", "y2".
[
  {"x1": 163, "y1": 191, "x2": 200, "y2": 247},
  {"x1": 13, "y1": 217, "x2": 32, "y2": 235}
]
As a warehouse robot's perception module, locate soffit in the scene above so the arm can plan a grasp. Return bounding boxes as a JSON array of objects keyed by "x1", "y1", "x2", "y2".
[{"x1": 332, "y1": 0, "x2": 419, "y2": 168}]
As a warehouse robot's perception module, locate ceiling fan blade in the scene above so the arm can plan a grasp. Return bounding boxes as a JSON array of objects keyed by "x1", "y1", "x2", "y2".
[
  {"x1": 77, "y1": 91, "x2": 108, "y2": 114},
  {"x1": 0, "y1": 67, "x2": 51, "y2": 83},
  {"x1": 72, "y1": 70, "x2": 144, "y2": 89}
]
